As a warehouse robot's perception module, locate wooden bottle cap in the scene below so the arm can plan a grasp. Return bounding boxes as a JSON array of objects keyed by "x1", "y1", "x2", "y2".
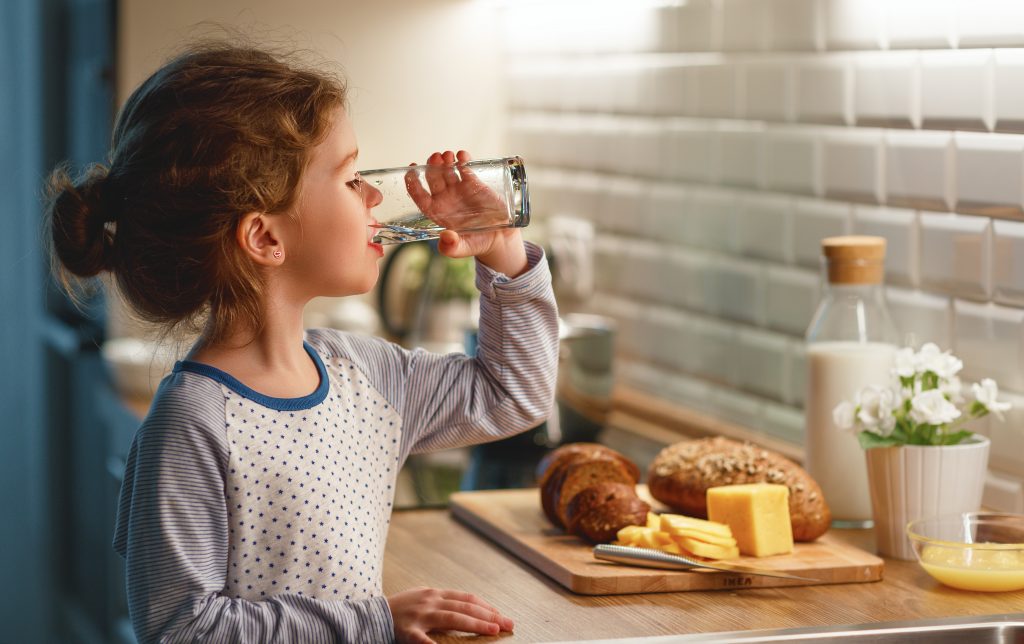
[{"x1": 821, "y1": 235, "x2": 886, "y2": 284}]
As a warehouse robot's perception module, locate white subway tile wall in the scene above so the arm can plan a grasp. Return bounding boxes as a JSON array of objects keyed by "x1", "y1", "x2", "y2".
[
  {"x1": 795, "y1": 56, "x2": 853, "y2": 125},
  {"x1": 919, "y1": 49, "x2": 993, "y2": 131},
  {"x1": 853, "y1": 51, "x2": 920, "y2": 128},
  {"x1": 993, "y1": 219, "x2": 1024, "y2": 306},
  {"x1": 886, "y1": 287, "x2": 953, "y2": 350},
  {"x1": 852, "y1": 205, "x2": 919, "y2": 286},
  {"x1": 501, "y1": 0, "x2": 1024, "y2": 506},
  {"x1": 884, "y1": 130, "x2": 954, "y2": 211}
]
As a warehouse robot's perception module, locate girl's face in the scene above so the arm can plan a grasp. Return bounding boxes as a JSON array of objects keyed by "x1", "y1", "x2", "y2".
[{"x1": 282, "y1": 108, "x2": 384, "y2": 299}]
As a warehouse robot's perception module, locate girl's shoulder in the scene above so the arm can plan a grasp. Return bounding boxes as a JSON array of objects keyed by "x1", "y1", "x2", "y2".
[
  {"x1": 304, "y1": 327, "x2": 404, "y2": 364},
  {"x1": 136, "y1": 369, "x2": 231, "y2": 446}
]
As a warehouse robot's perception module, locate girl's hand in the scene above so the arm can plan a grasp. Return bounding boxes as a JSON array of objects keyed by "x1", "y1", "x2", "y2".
[
  {"x1": 407, "y1": 150, "x2": 528, "y2": 277},
  {"x1": 387, "y1": 586, "x2": 514, "y2": 643}
]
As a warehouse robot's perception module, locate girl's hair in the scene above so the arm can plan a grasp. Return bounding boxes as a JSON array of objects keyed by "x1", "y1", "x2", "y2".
[{"x1": 45, "y1": 42, "x2": 347, "y2": 342}]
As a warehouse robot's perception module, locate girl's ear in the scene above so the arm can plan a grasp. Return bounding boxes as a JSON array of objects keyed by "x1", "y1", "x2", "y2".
[{"x1": 236, "y1": 212, "x2": 285, "y2": 265}]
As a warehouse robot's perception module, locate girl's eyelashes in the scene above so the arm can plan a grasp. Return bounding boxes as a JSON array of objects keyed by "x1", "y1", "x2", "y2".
[{"x1": 346, "y1": 177, "x2": 364, "y2": 191}]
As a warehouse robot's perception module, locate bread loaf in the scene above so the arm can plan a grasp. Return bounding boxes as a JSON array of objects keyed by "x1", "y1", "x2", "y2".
[
  {"x1": 554, "y1": 456, "x2": 636, "y2": 529},
  {"x1": 539, "y1": 443, "x2": 640, "y2": 528},
  {"x1": 536, "y1": 443, "x2": 646, "y2": 544},
  {"x1": 647, "y1": 437, "x2": 831, "y2": 542},
  {"x1": 566, "y1": 482, "x2": 650, "y2": 544},
  {"x1": 536, "y1": 442, "x2": 640, "y2": 490}
]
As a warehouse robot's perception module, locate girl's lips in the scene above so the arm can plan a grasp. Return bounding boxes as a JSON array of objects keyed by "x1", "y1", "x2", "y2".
[{"x1": 368, "y1": 240, "x2": 384, "y2": 257}]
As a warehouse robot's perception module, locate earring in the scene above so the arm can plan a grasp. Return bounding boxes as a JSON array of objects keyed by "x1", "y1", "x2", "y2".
[{"x1": 273, "y1": 250, "x2": 283, "y2": 259}]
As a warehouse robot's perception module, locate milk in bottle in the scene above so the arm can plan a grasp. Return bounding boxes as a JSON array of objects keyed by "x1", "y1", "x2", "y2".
[{"x1": 804, "y1": 236, "x2": 899, "y2": 528}]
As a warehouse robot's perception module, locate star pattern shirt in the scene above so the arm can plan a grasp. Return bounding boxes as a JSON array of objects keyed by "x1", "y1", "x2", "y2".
[{"x1": 113, "y1": 242, "x2": 558, "y2": 643}]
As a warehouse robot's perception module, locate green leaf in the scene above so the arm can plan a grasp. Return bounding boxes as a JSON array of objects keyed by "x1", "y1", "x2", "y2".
[
  {"x1": 858, "y1": 431, "x2": 903, "y2": 449},
  {"x1": 890, "y1": 425, "x2": 909, "y2": 444},
  {"x1": 939, "y1": 430, "x2": 975, "y2": 446},
  {"x1": 922, "y1": 372, "x2": 939, "y2": 391}
]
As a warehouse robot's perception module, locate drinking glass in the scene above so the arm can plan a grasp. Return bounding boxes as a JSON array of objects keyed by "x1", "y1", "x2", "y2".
[{"x1": 362, "y1": 156, "x2": 530, "y2": 245}]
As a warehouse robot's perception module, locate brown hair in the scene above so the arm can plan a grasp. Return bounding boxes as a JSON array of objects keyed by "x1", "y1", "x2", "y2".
[{"x1": 45, "y1": 42, "x2": 347, "y2": 342}]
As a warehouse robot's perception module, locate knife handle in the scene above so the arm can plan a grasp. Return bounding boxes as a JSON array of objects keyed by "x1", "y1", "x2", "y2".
[{"x1": 593, "y1": 544, "x2": 701, "y2": 570}]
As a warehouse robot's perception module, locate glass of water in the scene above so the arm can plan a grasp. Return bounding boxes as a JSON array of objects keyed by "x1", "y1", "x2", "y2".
[{"x1": 361, "y1": 156, "x2": 530, "y2": 245}]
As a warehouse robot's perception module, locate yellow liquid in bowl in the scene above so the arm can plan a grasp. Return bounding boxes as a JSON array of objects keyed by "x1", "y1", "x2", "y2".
[{"x1": 920, "y1": 545, "x2": 1024, "y2": 592}]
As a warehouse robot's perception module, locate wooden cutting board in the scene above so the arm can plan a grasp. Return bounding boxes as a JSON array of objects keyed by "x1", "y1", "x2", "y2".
[{"x1": 449, "y1": 486, "x2": 884, "y2": 595}]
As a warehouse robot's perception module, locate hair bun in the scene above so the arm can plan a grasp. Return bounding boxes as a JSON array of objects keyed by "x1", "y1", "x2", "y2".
[{"x1": 47, "y1": 163, "x2": 115, "y2": 278}]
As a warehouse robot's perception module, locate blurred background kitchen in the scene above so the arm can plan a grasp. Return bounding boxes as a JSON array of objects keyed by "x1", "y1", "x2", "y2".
[{"x1": 5, "y1": 0, "x2": 1024, "y2": 641}]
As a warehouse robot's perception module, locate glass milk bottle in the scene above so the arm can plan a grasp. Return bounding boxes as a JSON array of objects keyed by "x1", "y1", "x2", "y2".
[{"x1": 804, "y1": 236, "x2": 899, "y2": 528}]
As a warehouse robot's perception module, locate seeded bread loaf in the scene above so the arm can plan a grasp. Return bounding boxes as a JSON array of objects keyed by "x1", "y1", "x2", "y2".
[
  {"x1": 566, "y1": 482, "x2": 651, "y2": 543},
  {"x1": 647, "y1": 437, "x2": 830, "y2": 541}
]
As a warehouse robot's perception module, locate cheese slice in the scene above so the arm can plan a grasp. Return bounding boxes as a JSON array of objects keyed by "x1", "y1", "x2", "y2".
[
  {"x1": 672, "y1": 535, "x2": 741, "y2": 560},
  {"x1": 661, "y1": 523, "x2": 737, "y2": 546},
  {"x1": 659, "y1": 513, "x2": 733, "y2": 539},
  {"x1": 706, "y1": 483, "x2": 794, "y2": 557}
]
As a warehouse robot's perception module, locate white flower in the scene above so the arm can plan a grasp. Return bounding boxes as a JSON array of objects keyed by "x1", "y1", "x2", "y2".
[
  {"x1": 833, "y1": 401, "x2": 856, "y2": 432},
  {"x1": 855, "y1": 386, "x2": 898, "y2": 434},
  {"x1": 894, "y1": 347, "x2": 917, "y2": 378},
  {"x1": 916, "y1": 342, "x2": 964, "y2": 379},
  {"x1": 972, "y1": 378, "x2": 1013, "y2": 421},
  {"x1": 909, "y1": 389, "x2": 962, "y2": 426},
  {"x1": 940, "y1": 376, "x2": 965, "y2": 405},
  {"x1": 898, "y1": 378, "x2": 923, "y2": 405}
]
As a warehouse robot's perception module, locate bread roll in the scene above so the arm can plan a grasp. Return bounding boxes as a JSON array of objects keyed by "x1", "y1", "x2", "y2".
[
  {"x1": 647, "y1": 437, "x2": 831, "y2": 542},
  {"x1": 566, "y1": 482, "x2": 650, "y2": 543}
]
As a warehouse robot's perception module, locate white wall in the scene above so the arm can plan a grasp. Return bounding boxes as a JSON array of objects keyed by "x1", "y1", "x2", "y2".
[
  {"x1": 503, "y1": 0, "x2": 1024, "y2": 509},
  {"x1": 117, "y1": 0, "x2": 506, "y2": 169}
]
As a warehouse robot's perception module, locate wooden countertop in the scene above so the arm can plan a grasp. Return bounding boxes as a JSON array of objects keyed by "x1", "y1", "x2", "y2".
[{"x1": 383, "y1": 507, "x2": 1024, "y2": 643}]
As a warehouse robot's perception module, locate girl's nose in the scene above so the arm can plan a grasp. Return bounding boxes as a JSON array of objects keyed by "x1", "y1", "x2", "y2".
[{"x1": 364, "y1": 183, "x2": 383, "y2": 208}]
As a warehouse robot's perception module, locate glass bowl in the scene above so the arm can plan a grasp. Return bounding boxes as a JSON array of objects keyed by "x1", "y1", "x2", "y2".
[{"x1": 906, "y1": 512, "x2": 1024, "y2": 592}]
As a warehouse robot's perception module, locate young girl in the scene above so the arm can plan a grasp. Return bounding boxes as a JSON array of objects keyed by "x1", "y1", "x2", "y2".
[{"x1": 47, "y1": 43, "x2": 558, "y2": 644}]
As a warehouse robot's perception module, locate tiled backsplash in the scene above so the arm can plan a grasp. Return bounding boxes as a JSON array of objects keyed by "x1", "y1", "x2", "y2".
[{"x1": 499, "y1": 0, "x2": 1024, "y2": 510}]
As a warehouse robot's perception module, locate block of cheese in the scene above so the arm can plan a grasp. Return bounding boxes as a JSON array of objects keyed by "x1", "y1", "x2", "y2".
[{"x1": 706, "y1": 483, "x2": 794, "y2": 557}]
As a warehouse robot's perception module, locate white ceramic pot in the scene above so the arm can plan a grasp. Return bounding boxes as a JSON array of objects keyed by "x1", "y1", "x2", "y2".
[{"x1": 864, "y1": 435, "x2": 991, "y2": 560}]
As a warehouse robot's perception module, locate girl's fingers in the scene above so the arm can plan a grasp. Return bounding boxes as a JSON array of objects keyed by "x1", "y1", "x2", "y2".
[
  {"x1": 442, "y1": 150, "x2": 459, "y2": 186},
  {"x1": 437, "y1": 599, "x2": 500, "y2": 622},
  {"x1": 427, "y1": 610, "x2": 501, "y2": 636},
  {"x1": 437, "y1": 600, "x2": 512, "y2": 632},
  {"x1": 437, "y1": 230, "x2": 468, "y2": 257},
  {"x1": 439, "y1": 589, "x2": 500, "y2": 614},
  {"x1": 454, "y1": 149, "x2": 479, "y2": 183},
  {"x1": 404, "y1": 168, "x2": 432, "y2": 211},
  {"x1": 424, "y1": 152, "x2": 447, "y2": 194},
  {"x1": 439, "y1": 230, "x2": 492, "y2": 260},
  {"x1": 438, "y1": 590, "x2": 514, "y2": 631}
]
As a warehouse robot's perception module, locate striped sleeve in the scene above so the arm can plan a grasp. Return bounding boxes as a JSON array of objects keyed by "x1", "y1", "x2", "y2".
[
  {"x1": 112, "y1": 374, "x2": 394, "y2": 644},
  {"x1": 311, "y1": 241, "x2": 559, "y2": 460}
]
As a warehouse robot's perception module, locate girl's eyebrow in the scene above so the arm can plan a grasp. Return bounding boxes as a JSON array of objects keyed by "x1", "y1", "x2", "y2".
[{"x1": 336, "y1": 149, "x2": 359, "y2": 172}]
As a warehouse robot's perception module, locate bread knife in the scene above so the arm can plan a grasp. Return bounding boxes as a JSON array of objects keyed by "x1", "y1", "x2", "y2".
[{"x1": 593, "y1": 544, "x2": 819, "y2": 582}]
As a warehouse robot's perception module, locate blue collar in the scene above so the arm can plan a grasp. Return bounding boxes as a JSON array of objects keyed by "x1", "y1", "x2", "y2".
[{"x1": 173, "y1": 341, "x2": 330, "y2": 411}]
